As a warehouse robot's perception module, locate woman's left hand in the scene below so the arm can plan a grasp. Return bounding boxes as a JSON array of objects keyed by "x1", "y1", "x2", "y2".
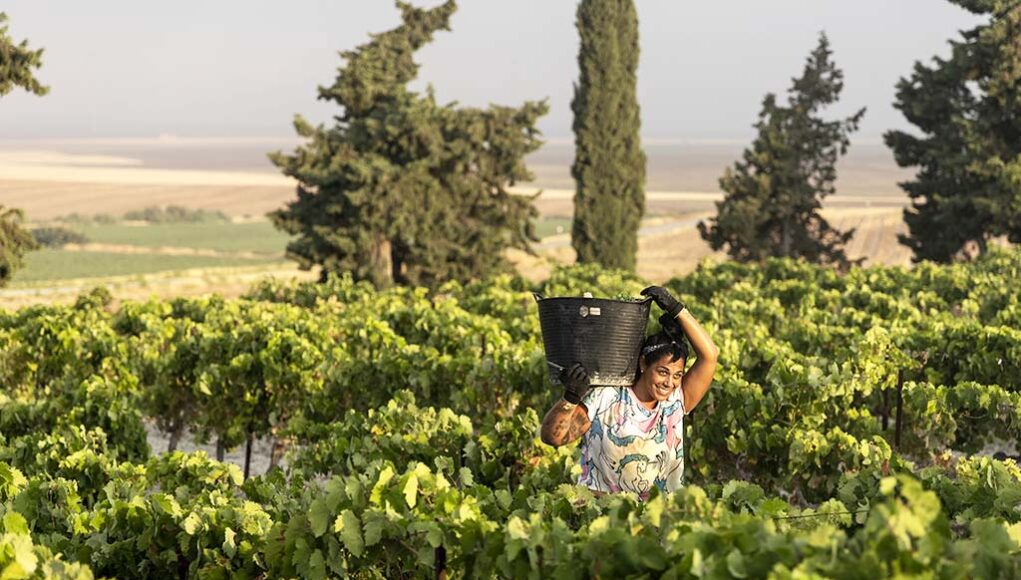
[{"x1": 641, "y1": 286, "x2": 685, "y2": 317}]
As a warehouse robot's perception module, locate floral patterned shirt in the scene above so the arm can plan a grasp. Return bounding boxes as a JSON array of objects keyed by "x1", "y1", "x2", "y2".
[{"x1": 577, "y1": 386, "x2": 685, "y2": 499}]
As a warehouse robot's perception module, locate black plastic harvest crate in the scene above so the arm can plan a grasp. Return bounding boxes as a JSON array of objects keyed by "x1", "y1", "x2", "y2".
[{"x1": 535, "y1": 294, "x2": 652, "y2": 387}]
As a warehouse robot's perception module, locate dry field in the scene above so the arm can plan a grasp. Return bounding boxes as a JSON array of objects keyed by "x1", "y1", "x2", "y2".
[
  {"x1": 2, "y1": 140, "x2": 910, "y2": 220},
  {"x1": 0, "y1": 140, "x2": 919, "y2": 307},
  {"x1": 2, "y1": 180, "x2": 292, "y2": 222},
  {"x1": 511, "y1": 207, "x2": 911, "y2": 284}
]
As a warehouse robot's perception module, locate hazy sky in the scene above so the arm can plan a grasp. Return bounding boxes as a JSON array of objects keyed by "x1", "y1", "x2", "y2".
[{"x1": 0, "y1": 1, "x2": 983, "y2": 142}]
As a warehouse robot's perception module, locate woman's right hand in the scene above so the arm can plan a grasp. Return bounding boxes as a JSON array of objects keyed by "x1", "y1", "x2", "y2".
[{"x1": 560, "y1": 363, "x2": 590, "y2": 405}]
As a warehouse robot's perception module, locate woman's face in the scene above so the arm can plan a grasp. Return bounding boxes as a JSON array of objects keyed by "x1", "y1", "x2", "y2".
[{"x1": 640, "y1": 353, "x2": 686, "y2": 402}]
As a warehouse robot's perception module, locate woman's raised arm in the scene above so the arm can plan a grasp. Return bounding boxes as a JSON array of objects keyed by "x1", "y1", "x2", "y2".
[
  {"x1": 641, "y1": 286, "x2": 719, "y2": 414},
  {"x1": 675, "y1": 308, "x2": 718, "y2": 412}
]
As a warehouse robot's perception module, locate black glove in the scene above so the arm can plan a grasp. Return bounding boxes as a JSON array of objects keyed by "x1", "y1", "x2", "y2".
[
  {"x1": 641, "y1": 286, "x2": 685, "y2": 318},
  {"x1": 559, "y1": 363, "x2": 590, "y2": 405}
]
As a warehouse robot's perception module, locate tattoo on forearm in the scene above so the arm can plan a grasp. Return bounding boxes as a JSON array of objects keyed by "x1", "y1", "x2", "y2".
[
  {"x1": 541, "y1": 406, "x2": 590, "y2": 445},
  {"x1": 566, "y1": 410, "x2": 589, "y2": 441}
]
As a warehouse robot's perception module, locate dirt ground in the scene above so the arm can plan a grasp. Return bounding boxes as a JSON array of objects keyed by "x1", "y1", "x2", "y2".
[
  {"x1": 3, "y1": 179, "x2": 294, "y2": 221},
  {"x1": 511, "y1": 207, "x2": 910, "y2": 284},
  {"x1": 145, "y1": 422, "x2": 277, "y2": 476}
]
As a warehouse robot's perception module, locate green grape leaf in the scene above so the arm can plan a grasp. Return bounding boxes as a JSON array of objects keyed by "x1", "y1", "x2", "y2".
[
  {"x1": 2, "y1": 512, "x2": 29, "y2": 535},
  {"x1": 370, "y1": 466, "x2": 395, "y2": 506},
  {"x1": 403, "y1": 473, "x2": 419, "y2": 509},
  {"x1": 334, "y1": 509, "x2": 364, "y2": 557},
  {"x1": 306, "y1": 549, "x2": 327, "y2": 580},
  {"x1": 726, "y1": 550, "x2": 748, "y2": 578},
  {"x1": 309, "y1": 497, "x2": 332, "y2": 538},
  {"x1": 222, "y1": 527, "x2": 237, "y2": 558},
  {"x1": 362, "y1": 510, "x2": 386, "y2": 547},
  {"x1": 181, "y1": 512, "x2": 202, "y2": 536},
  {"x1": 409, "y1": 521, "x2": 443, "y2": 548},
  {"x1": 151, "y1": 493, "x2": 182, "y2": 518}
]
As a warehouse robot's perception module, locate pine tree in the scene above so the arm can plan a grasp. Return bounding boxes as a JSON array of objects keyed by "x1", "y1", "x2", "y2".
[
  {"x1": 270, "y1": 1, "x2": 547, "y2": 288},
  {"x1": 0, "y1": 13, "x2": 48, "y2": 98},
  {"x1": 0, "y1": 13, "x2": 47, "y2": 287},
  {"x1": 0, "y1": 206, "x2": 38, "y2": 287},
  {"x1": 698, "y1": 34, "x2": 864, "y2": 269},
  {"x1": 885, "y1": 0, "x2": 1021, "y2": 262},
  {"x1": 570, "y1": 0, "x2": 645, "y2": 271}
]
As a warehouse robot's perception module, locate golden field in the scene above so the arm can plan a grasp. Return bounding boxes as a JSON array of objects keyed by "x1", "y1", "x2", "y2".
[{"x1": 0, "y1": 140, "x2": 917, "y2": 307}]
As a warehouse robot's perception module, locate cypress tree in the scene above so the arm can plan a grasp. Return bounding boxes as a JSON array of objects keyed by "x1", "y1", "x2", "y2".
[
  {"x1": 885, "y1": 0, "x2": 1021, "y2": 262},
  {"x1": 698, "y1": 34, "x2": 865, "y2": 269},
  {"x1": 270, "y1": 1, "x2": 547, "y2": 288},
  {"x1": 571, "y1": 0, "x2": 646, "y2": 271},
  {"x1": 0, "y1": 13, "x2": 47, "y2": 287}
]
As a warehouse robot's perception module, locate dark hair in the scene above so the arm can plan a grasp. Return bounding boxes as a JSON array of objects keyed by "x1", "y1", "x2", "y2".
[{"x1": 635, "y1": 331, "x2": 688, "y2": 381}]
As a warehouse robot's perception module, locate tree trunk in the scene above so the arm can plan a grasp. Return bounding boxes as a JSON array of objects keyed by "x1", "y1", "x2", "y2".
[
  {"x1": 881, "y1": 387, "x2": 889, "y2": 431},
  {"x1": 894, "y1": 369, "x2": 905, "y2": 450},
  {"x1": 369, "y1": 236, "x2": 394, "y2": 288},
  {"x1": 391, "y1": 243, "x2": 406, "y2": 286},
  {"x1": 216, "y1": 437, "x2": 225, "y2": 462},
  {"x1": 435, "y1": 546, "x2": 447, "y2": 580},
  {"x1": 977, "y1": 235, "x2": 989, "y2": 257},
  {"x1": 780, "y1": 218, "x2": 792, "y2": 257},
  {"x1": 244, "y1": 432, "x2": 254, "y2": 480},
  {"x1": 167, "y1": 424, "x2": 183, "y2": 453}
]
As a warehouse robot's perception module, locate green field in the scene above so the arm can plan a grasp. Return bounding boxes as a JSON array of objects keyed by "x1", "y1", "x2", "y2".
[
  {"x1": 81, "y1": 222, "x2": 291, "y2": 254},
  {"x1": 11, "y1": 219, "x2": 570, "y2": 284},
  {"x1": 535, "y1": 217, "x2": 571, "y2": 238},
  {"x1": 84, "y1": 219, "x2": 568, "y2": 253},
  {"x1": 14, "y1": 249, "x2": 282, "y2": 283}
]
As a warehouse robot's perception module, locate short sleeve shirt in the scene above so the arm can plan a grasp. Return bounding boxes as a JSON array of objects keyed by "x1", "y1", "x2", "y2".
[{"x1": 577, "y1": 386, "x2": 685, "y2": 499}]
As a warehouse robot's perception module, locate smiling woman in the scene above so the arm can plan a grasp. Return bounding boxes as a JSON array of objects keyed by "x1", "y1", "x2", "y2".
[{"x1": 539, "y1": 285, "x2": 718, "y2": 499}]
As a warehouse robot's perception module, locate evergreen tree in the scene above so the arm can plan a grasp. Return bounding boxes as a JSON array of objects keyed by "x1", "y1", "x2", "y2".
[
  {"x1": 885, "y1": 0, "x2": 1021, "y2": 262},
  {"x1": 570, "y1": 0, "x2": 645, "y2": 271},
  {"x1": 699, "y1": 34, "x2": 864, "y2": 269},
  {"x1": 270, "y1": 1, "x2": 547, "y2": 288},
  {"x1": 0, "y1": 13, "x2": 47, "y2": 286},
  {"x1": 0, "y1": 13, "x2": 48, "y2": 97},
  {"x1": 0, "y1": 206, "x2": 38, "y2": 287}
]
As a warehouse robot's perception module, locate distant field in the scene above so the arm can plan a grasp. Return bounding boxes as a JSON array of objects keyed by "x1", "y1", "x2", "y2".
[
  {"x1": 0, "y1": 139, "x2": 924, "y2": 305},
  {"x1": 6, "y1": 219, "x2": 577, "y2": 285},
  {"x1": 84, "y1": 219, "x2": 572, "y2": 252},
  {"x1": 535, "y1": 217, "x2": 571, "y2": 238},
  {"x1": 1, "y1": 141, "x2": 911, "y2": 221},
  {"x1": 81, "y1": 222, "x2": 291, "y2": 254},
  {"x1": 14, "y1": 249, "x2": 282, "y2": 283},
  {"x1": 512, "y1": 207, "x2": 913, "y2": 284}
]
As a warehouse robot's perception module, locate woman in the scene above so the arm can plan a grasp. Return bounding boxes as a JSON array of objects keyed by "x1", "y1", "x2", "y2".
[{"x1": 539, "y1": 286, "x2": 718, "y2": 498}]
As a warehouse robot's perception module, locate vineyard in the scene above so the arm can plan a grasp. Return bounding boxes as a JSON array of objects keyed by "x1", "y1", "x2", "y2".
[{"x1": 2, "y1": 251, "x2": 1021, "y2": 578}]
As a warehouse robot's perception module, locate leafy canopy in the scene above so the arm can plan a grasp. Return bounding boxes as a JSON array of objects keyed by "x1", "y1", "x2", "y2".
[
  {"x1": 885, "y1": 0, "x2": 1021, "y2": 262},
  {"x1": 270, "y1": 1, "x2": 547, "y2": 289},
  {"x1": 0, "y1": 14, "x2": 47, "y2": 286},
  {"x1": 698, "y1": 33, "x2": 864, "y2": 270},
  {"x1": 0, "y1": 12, "x2": 48, "y2": 98}
]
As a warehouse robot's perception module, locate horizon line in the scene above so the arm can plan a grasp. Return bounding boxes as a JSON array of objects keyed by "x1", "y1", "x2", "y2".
[{"x1": 0, "y1": 134, "x2": 893, "y2": 147}]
